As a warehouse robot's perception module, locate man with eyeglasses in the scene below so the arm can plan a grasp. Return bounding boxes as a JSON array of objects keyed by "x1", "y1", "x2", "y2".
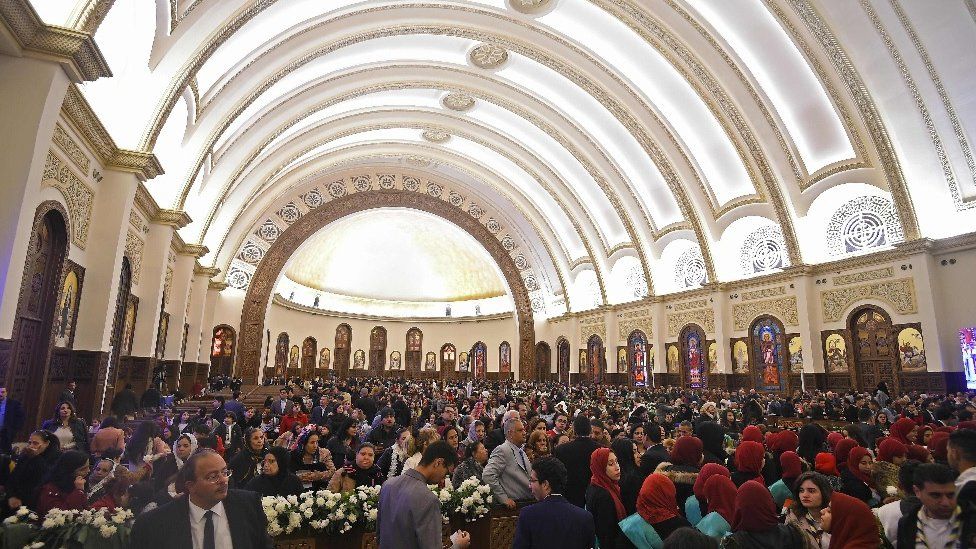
[
  {"x1": 513, "y1": 457, "x2": 595, "y2": 548},
  {"x1": 129, "y1": 449, "x2": 272, "y2": 549}
]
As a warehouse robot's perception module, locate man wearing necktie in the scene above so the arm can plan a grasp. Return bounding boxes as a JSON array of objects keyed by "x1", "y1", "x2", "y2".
[
  {"x1": 483, "y1": 417, "x2": 532, "y2": 509},
  {"x1": 129, "y1": 449, "x2": 272, "y2": 549}
]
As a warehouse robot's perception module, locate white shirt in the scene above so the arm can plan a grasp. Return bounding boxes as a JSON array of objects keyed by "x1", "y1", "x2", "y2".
[
  {"x1": 188, "y1": 500, "x2": 233, "y2": 549},
  {"x1": 874, "y1": 499, "x2": 903, "y2": 545},
  {"x1": 955, "y1": 466, "x2": 976, "y2": 494},
  {"x1": 917, "y1": 507, "x2": 956, "y2": 549}
]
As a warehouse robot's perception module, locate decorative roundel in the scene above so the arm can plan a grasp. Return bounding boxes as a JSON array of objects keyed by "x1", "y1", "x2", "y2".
[
  {"x1": 739, "y1": 225, "x2": 786, "y2": 275},
  {"x1": 277, "y1": 203, "x2": 301, "y2": 224},
  {"x1": 523, "y1": 274, "x2": 540, "y2": 291},
  {"x1": 240, "y1": 243, "x2": 264, "y2": 265},
  {"x1": 826, "y1": 195, "x2": 903, "y2": 256},
  {"x1": 378, "y1": 174, "x2": 396, "y2": 190},
  {"x1": 675, "y1": 248, "x2": 707, "y2": 288},
  {"x1": 530, "y1": 296, "x2": 546, "y2": 312},
  {"x1": 842, "y1": 212, "x2": 886, "y2": 252},
  {"x1": 501, "y1": 235, "x2": 517, "y2": 251},
  {"x1": 256, "y1": 221, "x2": 280, "y2": 242},
  {"x1": 328, "y1": 181, "x2": 346, "y2": 198},
  {"x1": 301, "y1": 189, "x2": 323, "y2": 209},
  {"x1": 514, "y1": 254, "x2": 529, "y2": 270},
  {"x1": 403, "y1": 176, "x2": 420, "y2": 191},
  {"x1": 486, "y1": 218, "x2": 502, "y2": 234},
  {"x1": 422, "y1": 129, "x2": 450, "y2": 143},
  {"x1": 352, "y1": 175, "x2": 372, "y2": 192},
  {"x1": 467, "y1": 204, "x2": 485, "y2": 219},
  {"x1": 508, "y1": 0, "x2": 555, "y2": 15},
  {"x1": 442, "y1": 92, "x2": 475, "y2": 111},
  {"x1": 426, "y1": 182, "x2": 442, "y2": 197},
  {"x1": 469, "y1": 43, "x2": 509, "y2": 70},
  {"x1": 448, "y1": 191, "x2": 465, "y2": 207},
  {"x1": 404, "y1": 155, "x2": 430, "y2": 167},
  {"x1": 226, "y1": 268, "x2": 251, "y2": 290}
]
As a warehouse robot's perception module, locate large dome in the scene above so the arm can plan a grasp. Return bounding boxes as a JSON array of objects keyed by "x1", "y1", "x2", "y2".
[{"x1": 283, "y1": 208, "x2": 508, "y2": 303}]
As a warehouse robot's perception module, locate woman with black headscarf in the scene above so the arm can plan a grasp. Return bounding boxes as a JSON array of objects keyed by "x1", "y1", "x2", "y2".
[
  {"x1": 7, "y1": 430, "x2": 61, "y2": 511},
  {"x1": 696, "y1": 421, "x2": 728, "y2": 466},
  {"x1": 36, "y1": 450, "x2": 90, "y2": 515},
  {"x1": 611, "y1": 438, "x2": 645, "y2": 515},
  {"x1": 797, "y1": 423, "x2": 828, "y2": 466},
  {"x1": 246, "y1": 446, "x2": 303, "y2": 497}
]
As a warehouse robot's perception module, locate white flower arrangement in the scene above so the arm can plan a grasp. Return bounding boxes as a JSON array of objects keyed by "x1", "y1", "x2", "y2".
[
  {"x1": 429, "y1": 478, "x2": 494, "y2": 523},
  {"x1": 261, "y1": 495, "x2": 303, "y2": 537},
  {"x1": 0, "y1": 506, "x2": 135, "y2": 548}
]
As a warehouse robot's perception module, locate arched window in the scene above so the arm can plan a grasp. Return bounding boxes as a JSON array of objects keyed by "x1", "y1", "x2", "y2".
[
  {"x1": 369, "y1": 326, "x2": 387, "y2": 373},
  {"x1": 535, "y1": 342, "x2": 551, "y2": 381},
  {"x1": 471, "y1": 341, "x2": 487, "y2": 379},
  {"x1": 301, "y1": 337, "x2": 317, "y2": 378},
  {"x1": 627, "y1": 330, "x2": 649, "y2": 387},
  {"x1": 334, "y1": 324, "x2": 351, "y2": 377},
  {"x1": 210, "y1": 325, "x2": 236, "y2": 378},
  {"x1": 750, "y1": 316, "x2": 785, "y2": 392},
  {"x1": 440, "y1": 344, "x2": 456, "y2": 378},
  {"x1": 679, "y1": 324, "x2": 706, "y2": 389},
  {"x1": 406, "y1": 328, "x2": 423, "y2": 375},
  {"x1": 499, "y1": 341, "x2": 512, "y2": 375}
]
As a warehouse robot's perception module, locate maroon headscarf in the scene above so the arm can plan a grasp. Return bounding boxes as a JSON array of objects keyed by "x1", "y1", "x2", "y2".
[
  {"x1": 815, "y1": 452, "x2": 840, "y2": 476},
  {"x1": 928, "y1": 431, "x2": 950, "y2": 461},
  {"x1": 827, "y1": 492, "x2": 878, "y2": 549},
  {"x1": 906, "y1": 444, "x2": 932, "y2": 463},
  {"x1": 826, "y1": 431, "x2": 844, "y2": 451},
  {"x1": 670, "y1": 436, "x2": 704, "y2": 467},
  {"x1": 589, "y1": 448, "x2": 626, "y2": 520},
  {"x1": 731, "y1": 480, "x2": 779, "y2": 532},
  {"x1": 877, "y1": 438, "x2": 907, "y2": 463},
  {"x1": 833, "y1": 438, "x2": 858, "y2": 473},
  {"x1": 694, "y1": 463, "x2": 731, "y2": 500},
  {"x1": 846, "y1": 446, "x2": 873, "y2": 486},
  {"x1": 770, "y1": 430, "x2": 799, "y2": 453},
  {"x1": 734, "y1": 441, "x2": 765, "y2": 483},
  {"x1": 703, "y1": 474, "x2": 737, "y2": 524},
  {"x1": 637, "y1": 473, "x2": 679, "y2": 524},
  {"x1": 890, "y1": 418, "x2": 917, "y2": 445},
  {"x1": 741, "y1": 425, "x2": 763, "y2": 444},
  {"x1": 779, "y1": 451, "x2": 803, "y2": 480}
]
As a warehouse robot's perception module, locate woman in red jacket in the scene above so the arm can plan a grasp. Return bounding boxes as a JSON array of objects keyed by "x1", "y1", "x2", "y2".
[{"x1": 36, "y1": 450, "x2": 90, "y2": 515}]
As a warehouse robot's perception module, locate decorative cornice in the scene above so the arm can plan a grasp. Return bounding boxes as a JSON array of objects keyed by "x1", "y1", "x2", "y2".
[
  {"x1": 153, "y1": 209, "x2": 192, "y2": 228},
  {"x1": 0, "y1": 0, "x2": 111, "y2": 82},
  {"x1": 272, "y1": 294, "x2": 514, "y2": 323},
  {"x1": 172, "y1": 234, "x2": 209, "y2": 257},
  {"x1": 60, "y1": 86, "x2": 164, "y2": 181},
  {"x1": 132, "y1": 182, "x2": 160, "y2": 220},
  {"x1": 194, "y1": 264, "x2": 221, "y2": 278},
  {"x1": 208, "y1": 281, "x2": 229, "y2": 291}
]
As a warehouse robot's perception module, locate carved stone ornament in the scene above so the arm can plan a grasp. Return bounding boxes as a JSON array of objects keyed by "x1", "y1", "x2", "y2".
[
  {"x1": 124, "y1": 230, "x2": 145, "y2": 285},
  {"x1": 617, "y1": 308, "x2": 653, "y2": 341},
  {"x1": 508, "y1": 0, "x2": 553, "y2": 14},
  {"x1": 469, "y1": 43, "x2": 509, "y2": 69},
  {"x1": 741, "y1": 286, "x2": 786, "y2": 301},
  {"x1": 732, "y1": 296, "x2": 799, "y2": 331},
  {"x1": 833, "y1": 267, "x2": 894, "y2": 286},
  {"x1": 442, "y1": 92, "x2": 476, "y2": 112},
  {"x1": 422, "y1": 129, "x2": 450, "y2": 143},
  {"x1": 579, "y1": 315, "x2": 606, "y2": 345},
  {"x1": 673, "y1": 299, "x2": 707, "y2": 312},
  {"x1": 42, "y1": 150, "x2": 93, "y2": 249},
  {"x1": 667, "y1": 308, "x2": 715, "y2": 337},
  {"x1": 52, "y1": 124, "x2": 90, "y2": 173},
  {"x1": 820, "y1": 277, "x2": 918, "y2": 322}
]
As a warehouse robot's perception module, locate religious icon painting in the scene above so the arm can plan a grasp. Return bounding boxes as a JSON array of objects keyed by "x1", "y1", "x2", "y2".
[
  {"x1": 823, "y1": 332, "x2": 849, "y2": 373},
  {"x1": 628, "y1": 331, "x2": 648, "y2": 387},
  {"x1": 685, "y1": 333, "x2": 704, "y2": 388},
  {"x1": 666, "y1": 344, "x2": 679, "y2": 374},
  {"x1": 579, "y1": 349, "x2": 588, "y2": 375},
  {"x1": 897, "y1": 326, "x2": 927, "y2": 372},
  {"x1": 707, "y1": 342, "x2": 718, "y2": 374},
  {"x1": 425, "y1": 351, "x2": 436, "y2": 371},
  {"x1": 53, "y1": 268, "x2": 81, "y2": 348},
  {"x1": 499, "y1": 342, "x2": 511, "y2": 374},
  {"x1": 319, "y1": 348, "x2": 331, "y2": 369},
  {"x1": 353, "y1": 349, "x2": 365, "y2": 369},
  {"x1": 788, "y1": 336, "x2": 803, "y2": 373},
  {"x1": 457, "y1": 351, "x2": 468, "y2": 372},
  {"x1": 289, "y1": 345, "x2": 300, "y2": 369},
  {"x1": 751, "y1": 317, "x2": 785, "y2": 392},
  {"x1": 617, "y1": 347, "x2": 628, "y2": 374},
  {"x1": 472, "y1": 342, "x2": 487, "y2": 379},
  {"x1": 120, "y1": 296, "x2": 138, "y2": 356},
  {"x1": 732, "y1": 339, "x2": 749, "y2": 374},
  {"x1": 390, "y1": 350, "x2": 402, "y2": 370}
]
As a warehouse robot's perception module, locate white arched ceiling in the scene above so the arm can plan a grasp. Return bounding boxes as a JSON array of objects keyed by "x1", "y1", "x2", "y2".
[{"x1": 37, "y1": 0, "x2": 976, "y2": 297}]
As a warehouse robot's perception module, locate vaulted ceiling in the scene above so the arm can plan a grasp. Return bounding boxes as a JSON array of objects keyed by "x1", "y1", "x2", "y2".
[{"x1": 33, "y1": 0, "x2": 976, "y2": 317}]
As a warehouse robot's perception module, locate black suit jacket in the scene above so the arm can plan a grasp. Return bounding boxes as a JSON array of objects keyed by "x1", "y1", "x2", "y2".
[
  {"x1": 129, "y1": 490, "x2": 272, "y2": 549},
  {"x1": 553, "y1": 436, "x2": 603, "y2": 508},
  {"x1": 513, "y1": 495, "x2": 595, "y2": 549},
  {"x1": 0, "y1": 398, "x2": 25, "y2": 452},
  {"x1": 639, "y1": 444, "x2": 671, "y2": 476}
]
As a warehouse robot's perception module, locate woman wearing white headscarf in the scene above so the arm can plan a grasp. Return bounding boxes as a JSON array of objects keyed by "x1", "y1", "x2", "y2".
[{"x1": 152, "y1": 433, "x2": 198, "y2": 492}]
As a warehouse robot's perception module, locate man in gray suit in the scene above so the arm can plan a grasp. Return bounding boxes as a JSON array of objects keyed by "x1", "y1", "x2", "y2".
[
  {"x1": 378, "y1": 441, "x2": 470, "y2": 549},
  {"x1": 483, "y1": 417, "x2": 532, "y2": 509}
]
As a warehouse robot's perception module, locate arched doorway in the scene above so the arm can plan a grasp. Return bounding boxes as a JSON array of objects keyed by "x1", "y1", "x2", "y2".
[
  {"x1": 106, "y1": 258, "x2": 133, "y2": 407},
  {"x1": 274, "y1": 333, "x2": 289, "y2": 377},
  {"x1": 301, "y1": 337, "x2": 316, "y2": 379},
  {"x1": 499, "y1": 341, "x2": 512, "y2": 378},
  {"x1": 471, "y1": 341, "x2": 487, "y2": 379},
  {"x1": 236, "y1": 190, "x2": 535, "y2": 383},
  {"x1": 848, "y1": 305, "x2": 897, "y2": 392},
  {"x1": 210, "y1": 325, "x2": 236, "y2": 377},
  {"x1": 535, "y1": 342, "x2": 551, "y2": 381},
  {"x1": 587, "y1": 335, "x2": 605, "y2": 384},
  {"x1": 556, "y1": 338, "x2": 570, "y2": 384},
  {"x1": 369, "y1": 326, "x2": 387, "y2": 375},
  {"x1": 405, "y1": 327, "x2": 422, "y2": 376},
  {"x1": 440, "y1": 344, "x2": 456, "y2": 380},
  {"x1": 679, "y1": 324, "x2": 707, "y2": 389},
  {"x1": 749, "y1": 316, "x2": 787, "y2": 392},
  {"x1": 334, "y1": 324, "x2": 351, "y2": 378},
  {"x1": 5, "y1": 203, "x2": 69, "y2": 428},
  {"x1": 627, "y1": 330, "x2": 649, "y2": 387}
]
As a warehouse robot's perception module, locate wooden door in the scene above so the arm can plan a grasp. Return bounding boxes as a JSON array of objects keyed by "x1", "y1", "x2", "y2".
[{"x1": 849, "y1": 306, "x2": 897, "y2": 392}]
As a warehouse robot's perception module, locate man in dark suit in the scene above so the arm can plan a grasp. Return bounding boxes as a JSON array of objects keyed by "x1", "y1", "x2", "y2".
[
  {"x1": 309, "y1": 395, "x2": 330, "y2": 426},
  {"x1": 58, "y1": 380, "x2": 77, "y2": 407},
  {"x1": 639, "y1": 422, "x2": 671, "y2": 476},
  {"x1": 553, "y1": 415, "x2": 602, "y2": 508},
  {"x1": 129, "y1": 449, "x2": 272, "y2": 549},
  {"x1": 514, "y1": 457, "x2": 595, "y2": 548},
  {"x1": 0, "y1": 386, "x2": 25, "y2": 454}
]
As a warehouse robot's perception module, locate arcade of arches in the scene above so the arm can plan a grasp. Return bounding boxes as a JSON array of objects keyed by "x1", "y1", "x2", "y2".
[{"x1": 2, "y1": 0, "x2": 976, "y2": 430}]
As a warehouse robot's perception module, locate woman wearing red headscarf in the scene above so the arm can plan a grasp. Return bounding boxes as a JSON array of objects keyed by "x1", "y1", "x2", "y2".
[
  {"x1": 741, "y1": 425, "x2": 763, "y2": 444},
  {"x1": 873, "y1": 438, "x2": 907, "y2": 503},
  {"x1": 619, "y1": 473, "x2": 692, "y2": 548},
  {"x1": 768, "y1": 451, "x2": 805, "y2": 509},
  {"x1": 586, "y1": 448, "x2": 634, "y2": 549},
  {"x1": 725, "y1": 480, "x2": 804, "y2": 547},
  {"x1": 731, "y1": 441, "x2": 765, "y2": 487},
  {"x1": 657, "y1": 436, "x2": 702, "y2": 519},
  {"x1": 814, "y1": 453, "x2": 844, "y2": 492},
  {"x1": 906, "y1": 443, "x2": 933, "y2": 463},
  {"x1": 889, "y1": 417, "x2": 918, "y2": 445},
  {"x1": 824, "y1": 491, "x2": 880, "y2": 548},
  {"x1": 826, "y1": 432, "x2": 844, "y2": 452},
  {"x1": 696, "y1": 475, "x2": 736, "y2": 540},
  {"x1": 840, "y1": 446, "x2": 876, "y2": 504},
  {"x1": 832, "y1": 438, "x2": 858, "y2": 476},
  {"x1": 928, "y1": 430, "x2": 950, "y2": 464},
  {"x1": 687, "y1": 463, "x2": 730, "y2": 525}
]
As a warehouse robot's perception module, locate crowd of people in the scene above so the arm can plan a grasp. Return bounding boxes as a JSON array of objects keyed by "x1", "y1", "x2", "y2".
[{"x1": 0, "y1": 377, "x2": 975, "y2": 548}]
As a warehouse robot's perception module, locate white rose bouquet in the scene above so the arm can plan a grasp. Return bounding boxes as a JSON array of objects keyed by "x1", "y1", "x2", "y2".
[
  {"x1": 449, "y1": 478, "x2": 493, "y2": 522},
  {"x1": 429, "y1": 484, "x2": 455, "y2": 523},
  {"x1": 25, "y1": 507, "x2": 135, "y2": 548},
  {"x1": 262, "y1": 495, "x2": 303, "y2": 537},
  {"x1": 354, "y1": 485, "x2": 381, "y2": 532},
  {"x1": 299, "y1": 489, "x2": 357, "y2": 536}
]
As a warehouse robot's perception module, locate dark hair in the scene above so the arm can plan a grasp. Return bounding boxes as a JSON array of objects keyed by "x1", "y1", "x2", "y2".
[
  {"x1": 464, "y1": 441, "x2": 485, "y2": 461},
  {"x1": 265, "y1": 446, "x2": 291, "y2": 478},
  {"x1": 949, "y1": 428, "x2": 976, "y2": 463},
  {"x1": 573, "y1": 414, "x2": 591, "y2": 437},
  {"x1": 214, "y1": 396, "x2": 225, "y2": 405},
  {"x1": 644, "y1": 422, "x2": 663, "y2": 444},
  {"x1": 790, "y1": 471, "x2": 833, "y2": 514},
  {"x1": 419, "y1": 440, "x2": 458, "y2": 467},
  {"x1": 610, "y1": 438, "x2": 639, "y2": 477},
  {"x1": 180, "y1": 448, "x2": 220, "y2": 484},
  {"x1": 912, "y1": 462, "x2": 957, "y2": 488},
  {"x1": 127, "y1": 481, "x2": 155, "y2": 515},
  {"x1": 531, "y1": 457, "x2": 568, "y2": 494},
  {"x1": 899, "y1": 459, "x2": 921, "y2": 493},
  {"x1": 858, "y1": 408, "x2": 873, "y2": 422},
  {"x1": 232, "y1": 391, "x2": 241, "y2": 400},
  {"x1": 797, "y1": 423, "x2": 828, "y2": 463},
  {"x1": 102, "y1": 447, "x2": 123, "y2": 461},
  {"x1": 30, "y1": 429, "x2": 61, "y2": 455},
  {"x1": 590, "y1": 418, "x2": 606, "y2": 431},
  {"x1": 125, "y1": 421, "x2": 160, "y2": 463},
  {"x1": 99, "y1": 416, "x2": 120, "y2": 429},
  {"x1": 43, "y1": 450, "x2": 89, "y2": 492},
  {"x1": 662, "y1": 527, "x2": 719, "y2": 549},
  {"x1": 224, "y1": 411, "x2": 237, "y2": 423},
  {"x1": 52, "y1": 401, "x2": 77, "y2": 422},
  {"x1": 357, "y1": 442, "x2": 376, "y2": 455}
]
